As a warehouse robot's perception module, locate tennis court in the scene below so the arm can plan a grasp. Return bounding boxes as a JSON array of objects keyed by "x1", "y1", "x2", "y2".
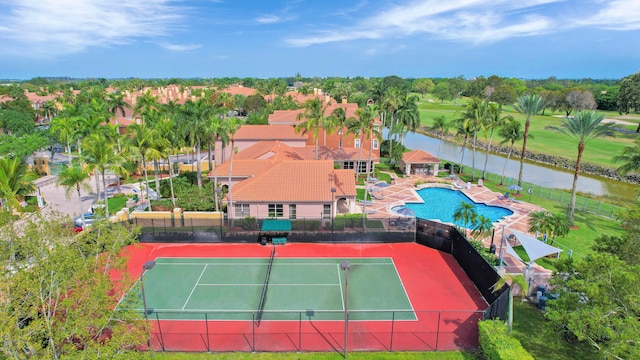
[
  {"x1": 122, "y1": 242, "x2": 486, "y2": 352},
  {"x1": 123, "y1": 249, "x2": 416, "y2": 322}
]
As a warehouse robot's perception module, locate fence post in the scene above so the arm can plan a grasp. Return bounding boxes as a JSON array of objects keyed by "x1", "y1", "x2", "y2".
[
  {"x1": 205, "y1": 312, "x2": 210, "y2": 352},
  {"x1": 390, "y1": 311, "x2": 395, "y2": 351},
  {"x1": 435, "y1": 311, "x2": 441, "y2": 351},
  {"x1": 155, "y1": 312, "x2": 165, "y2": 352},
  {"x1": 252, "y1": 313, "x2": 255, "y2": 352},
  {"x1": 298, "y1": 312, "x2": 302, "y2": 352}
]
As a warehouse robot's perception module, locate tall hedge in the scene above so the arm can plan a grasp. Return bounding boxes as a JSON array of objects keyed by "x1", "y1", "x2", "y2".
[{"x1": 478, "y1": 319, "x2": 534, "y2": 360}]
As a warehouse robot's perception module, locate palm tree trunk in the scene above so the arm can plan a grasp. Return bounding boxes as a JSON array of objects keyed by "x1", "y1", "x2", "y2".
[
  {"x1": 471, "y1": 129, "x2": 477, "y2": 182},
  {"x1": 142, "y1": 157, "x2": 151, "y2": 212},
  {"x1": 482, "y1": 129, "x2": 495, "y2": 179},
  {"x1": 500, "y1": 144, "x2": 514, "y2": 185},
  {"x1": 518, "y1": 120, "x2": 531, "y2": 187},
  {"x1": 437, "y1": 131, "x2": 444, "y2": 158},
  {"x1": 228, "y1": 139, "x2": 236, "y2": 219},
  {"x1": 154, "y1": 160, "x2": 161, "y2": 200},
  {"x1": 77, "y1": 185, "x2": 86, "y2": 228},
  {"x1": 102, "y1": 170, "x2": 109, "y2": 217},
  {"x1": 508, "y1": 289, "x2": 514, "y2": 333},
  {"x1": 196, "y1": 141, "x2": 202, "y2": 188},
  {"x1": 67, "y1": 140, "x2": 72, "y2": 167},
  {"x1": 212, "y1": 143, "x2": 219, "y2": 212},
  {"x1": 207, "y1": 143, "x2": 214, "y2": 174},
  {"x1": 94, "y1": 172, "x2": 100, "y2": 203},
  {"x1": 569, "y1": 143, "x2": 584, "y2": 224},
  {"x1": 167, "y1": 156, "x2": 176, "y2": 207}
]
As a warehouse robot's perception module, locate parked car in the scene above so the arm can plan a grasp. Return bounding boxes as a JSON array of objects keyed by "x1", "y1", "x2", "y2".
[{"x1": 74, "y1": 213, "x2": 99, "y2": 230}]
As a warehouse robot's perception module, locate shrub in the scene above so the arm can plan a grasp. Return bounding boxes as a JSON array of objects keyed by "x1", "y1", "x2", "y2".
[{"x1": 478, "y1": 320, "x2": 534, "y2": 360}]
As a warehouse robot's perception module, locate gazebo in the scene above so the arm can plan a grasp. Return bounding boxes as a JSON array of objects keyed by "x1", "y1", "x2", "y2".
[{"x1": 400, "y1": 149, "x2": 440, "y2": 176}]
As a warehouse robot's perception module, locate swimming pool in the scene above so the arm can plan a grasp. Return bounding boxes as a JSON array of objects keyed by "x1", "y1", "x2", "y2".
[{"x1": 405, "y1": 188, "x2": 513, "y2": 227}]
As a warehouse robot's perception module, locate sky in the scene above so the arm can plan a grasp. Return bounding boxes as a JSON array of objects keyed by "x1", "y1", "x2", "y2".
[{"x1": 0, "y1": 0, "x2": 639, "y2": 80}]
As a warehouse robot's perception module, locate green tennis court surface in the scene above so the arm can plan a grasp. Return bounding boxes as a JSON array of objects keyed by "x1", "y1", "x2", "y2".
[{"x1": 123, "y1": 255, "x2": 416, "y2": 322}]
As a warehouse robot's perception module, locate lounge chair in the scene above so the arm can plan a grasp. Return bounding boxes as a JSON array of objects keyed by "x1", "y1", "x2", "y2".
[
  {"x1": 498, "y1": 192, "x2": 511, "y2": 200},
  {"x1": 452, "y1": 180, "x2": 464, "y2": 189},
  {"x1": 369, "y1": 191, "x2": 385, "y2": 200}
]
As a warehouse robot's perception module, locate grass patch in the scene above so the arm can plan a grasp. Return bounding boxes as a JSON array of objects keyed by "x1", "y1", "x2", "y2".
[{"x1": 512, "y1": 301, "x2": 598, "y2": 360}]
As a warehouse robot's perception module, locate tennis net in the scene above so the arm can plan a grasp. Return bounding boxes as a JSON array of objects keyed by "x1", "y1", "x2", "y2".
[{"x1": 255, "y1": 247, "x2": 276, "y2": 327}]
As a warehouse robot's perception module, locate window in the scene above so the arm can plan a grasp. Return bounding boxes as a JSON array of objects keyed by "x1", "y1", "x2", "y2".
[
  {"x1": 343, "y1": 161, "x2": 354, "y2": 170},
  {"x1": 268, "y1": 204, "x2": 283, "y2": 218},
  {"x1": 373, "y1": 138, "x2": 379, "y2": 149},
  {"x1": 358, "y1": 161, "x2": 367, "y2": 173},
  {"x1": 354, "y1": 139, "x2": 360, "y2": 148},
  {"x1": 323, "y1": 204, "x2": 331, "y2": 219},
  {"x1": 289, "y1": 204, "x2": 297, "y2": 219},
  {"x1": 235, "y1": 204, "x2": 250, "y2": 217}
]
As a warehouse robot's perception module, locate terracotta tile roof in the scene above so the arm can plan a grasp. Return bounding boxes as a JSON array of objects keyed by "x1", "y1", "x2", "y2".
[
  {"x1": 268, "y1": 102, "x2": 359, "y2": 125},
  {"x1": 295, "y1": 146, "x2": 378, "y2": 161},
  {"x1": 402, "y1": 149, "x2": 440, "y2": 164},
  {"x1": 234, "y1": 125, "x2": 306, "y2": 141},
  {"x1": 232, "y1": 141, "x2": 305, "y2": 161},
  {"x1": 231, "y1": 161, "x2": 356, "y2": 202},
  {"x1": 209, "y1": 159, "x2": 275, "y2": 178},
  {"x1": 220, "y1": 84, "x2": 257, "y2": 96}
]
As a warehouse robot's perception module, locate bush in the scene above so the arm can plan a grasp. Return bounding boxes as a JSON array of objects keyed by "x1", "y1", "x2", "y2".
[{"x1": 479, "y1": 320, "x2": 534, "y2": 360}]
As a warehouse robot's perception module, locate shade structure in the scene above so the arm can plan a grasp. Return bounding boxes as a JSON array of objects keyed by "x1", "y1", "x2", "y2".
[
  {"x1": 393, "y1": 206, "x2": 416, "y2": 217},
  {"x1": 510, "y1": 230, "x2": 562, "y2": 263},
  {"x1": 507, "y1": 184, "x2": 523, "y2": 191}
]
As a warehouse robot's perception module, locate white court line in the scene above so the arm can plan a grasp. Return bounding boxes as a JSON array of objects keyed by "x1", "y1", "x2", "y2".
[
  {"x1": 391, "y1": 258, "x2": 417, "y2": 318},
  {"x1": 197, "y1": 283, "x2": 341, "y2": 286},
  {"x1": 181, "y1": 264, "x2": 208, "y2": 310},
  {"x1": 156, "y1": 262, "x2": 392, "y2": 266},
  {"x1": 337, "y1": 264, "x2": 345, "y2": 311}
]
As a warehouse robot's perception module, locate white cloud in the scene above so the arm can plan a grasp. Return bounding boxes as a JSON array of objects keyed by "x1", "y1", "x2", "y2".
[
  {"x1": 0, "y1": 0, "x2": 186, "y2": 57},
  {"x1": 285, "y1": 0, "x2": 589, "y2": 47},
  {"x1": 572, "y1": 0, "x2": 640, "y2": 30},
  {"x1": 160, "y1": 43, "x2": 202, "y2": 52},
  {"x1": 256, "y1": 15, "x2": 282, "y2": 24}
]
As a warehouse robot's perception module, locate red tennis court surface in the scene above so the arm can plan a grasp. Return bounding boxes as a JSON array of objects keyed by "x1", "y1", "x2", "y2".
[{"x1": 124, "y1": 242, "x2": 488, "y2": 353}]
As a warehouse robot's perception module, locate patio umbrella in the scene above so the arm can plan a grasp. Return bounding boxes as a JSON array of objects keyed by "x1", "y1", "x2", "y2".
[
  {"x1": 374, "y1": 181, "x2": 390, "y2": 188},
  {"x1": 507, "y1": 184, "x2": 523, "y2": 191},
  {"x1": 446, "y1": 174, "x2": 458, "y2": 180},
  {"x1": 394, "y1": 206, "x2": 416, "y2": 217}
]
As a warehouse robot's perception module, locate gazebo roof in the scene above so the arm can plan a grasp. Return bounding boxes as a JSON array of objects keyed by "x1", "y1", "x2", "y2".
[
  {"x1": 507, "y1": 230, "x2": 563, "y2": 263},
  {"x1": 401, "y1": 149, "x2": 440, "y2": 164}
]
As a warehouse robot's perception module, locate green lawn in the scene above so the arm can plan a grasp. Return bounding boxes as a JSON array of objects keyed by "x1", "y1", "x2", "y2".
[
  {"x1": 417, "y1": 96, "x2": 640, "y2": 170},
  {"x1": 511, "y1": 301, "x2": 598, "y2": 360}
]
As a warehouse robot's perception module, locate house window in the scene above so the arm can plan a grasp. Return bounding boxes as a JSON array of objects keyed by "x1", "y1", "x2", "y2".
[
  {"x1": 354, "y1": 139, "x2": 360, "y2": 148},
  {"x1": 344, "y1": 161, "x2": 354, "y2": 170},
  {"x1": 323, "y1": 204, "x2": 331, "y2": 219},
  {"x1": 289, "y1": 204, "x2": 297, "y2": 219},
  {"x1": 373, "y1": 138, "x2": 379, "y2": 149},
  {"x1": 235, "y1": 204, "x2": 250, "y2": 217},
  {"x1": 358, "y1": 161, "x2": 367, "y2": 173},
  {"x1": 268, "y1": 204, "x2": 283, "y2": 218}
]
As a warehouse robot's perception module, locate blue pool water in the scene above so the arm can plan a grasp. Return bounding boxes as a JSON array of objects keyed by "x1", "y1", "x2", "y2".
[{"x1": 405, "y1": 188, "x2": 513, "y2": 227}]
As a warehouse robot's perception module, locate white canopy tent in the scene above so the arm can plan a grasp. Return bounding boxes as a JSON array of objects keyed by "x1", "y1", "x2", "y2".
[{"x1": 508, "y1": 230, "x2": 563, "y2": 263}]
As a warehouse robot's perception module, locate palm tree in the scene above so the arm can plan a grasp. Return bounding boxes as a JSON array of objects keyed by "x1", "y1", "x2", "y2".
[
  {"x1": 295, "y1": 98, "x2": 331, "y2": 160},
  {"x1": 458, "y1": 98, "x2": 489, "y2": 181},
  {"x1": 546, "y1": 111, "x2": 615, "y2": 224},
  {"x1": 491, "y1": 274, "x2": 529, "y2": 333},
  {"x1": 497, "y1": 119, "x2": 525, "y2": 185},
  {"x1": 513, "y1": 94, "x2": 545, "y2": 188},
  {"x1": 181, "y1": 99, "x2": 213, "y2": 188},
  {"x1": 482, "y1": 103, "x2": 512, "y2": 179},
  {"x1": 430, "y1": 115, "x2": 451, "y2": 159},
  {"x1": 380, "y1": 87, "x2": 402, "y2": 164},
  {"x1": 395, "y1": 93, "x2": 420, "y2": 146},
  {"x1": 106, "y1": 91, "x2": 131, "y2": 151},
  {"x1": 225, "y1": 117, "x2": 243, "y2": 217},
  {"x1": 472, "y1": 215, "x2": 493, "y2": 240},
  {"x1": 0, "y1": 157, "x2": 37, "y2": 214},
  {"x1": 613, "y1": 140, "x2": 640, "y2": 176},
  {"x1": 82, "y1": 133, "x2": 115, "y2": 216},
  {"x1": 454, "y1": 120, "x2": 474, "y2": 176},
  {"x1": 327, "y1": 107, "x2": 355, "y2": 158},
  {"x1": 528, "y1": 211, "x2": 552, "y2": 239},
  {"x1": 50, "y1": 104, "x2": 82, "y2": 166},
  {"x1": 126, "y1": 122, "x2": 155, "y2": 211},
  {"x1": 453, "y1": 202, "x2": 477, "y2": 237},
  {"x1": 57, "y1": 164, "x2": 91, "y2": 228},
  {"x1": 353, "y1": 105, "x2": 380, "y2": 226}
]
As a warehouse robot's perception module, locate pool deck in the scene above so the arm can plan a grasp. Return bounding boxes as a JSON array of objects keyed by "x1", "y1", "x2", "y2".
[{"x1": 362, "y1": 173, "x2": 553, "y2": 285}]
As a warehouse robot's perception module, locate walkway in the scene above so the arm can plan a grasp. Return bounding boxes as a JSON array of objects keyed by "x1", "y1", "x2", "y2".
[{"x1": 362, "y1": 173, "x2": 553, "y2": 285}]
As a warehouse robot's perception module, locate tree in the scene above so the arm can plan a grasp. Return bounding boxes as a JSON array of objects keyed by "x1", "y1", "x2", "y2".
[
  {"x1": 106, "y1": 91, "x2": 131, "y2": 151},
  {"x1": 458, "y1": 98, "x2": 489, "y2": 181},
  {"x1": 180, "y1": 99, "x2": 212, "y2": 188},
  {"x1": 395, "y1": 93, "x2": 420, "y2": 146},
  {"x1": 56, "y1": 164, "x2": 91, "y2": 228},
  {"x1": 498, "y1": 119, "x2": 524, "y2": 185},
  {"x1": 433, "y1": 81, "x2": 452, "y2": 103},
  {"x1": 449, "y1": 76, "x2": 466, "y2": 105},
  {"x1": 244, "y1": 94, "x2": 267, "y2": 114},
  {"x1": 126, "y1": 122, "x2": 155, "y2": 210},
  {"x1": 353, "y1": 105, "x2": 380, "y2": 226},
  {"x1": 327, "y1": 107, "x2": 355, "y2": 153},
  {"x1": 482, "y1": 103, "x2": 512, "y2": 179},
  {"x1": 380, "y1": 87, "x2": 402, "y2": 164},
  {"x1": 546, "y1": 253, "x2": 640, "y2": 359},
  {"x1": 491, "y1": 274, "x2": 529, "y2": 333},
  {"x1": 295, "y1": 98, "x2": 331, "y2": 160},
  {"x1": 613, "y1": 140, "x2": 640, "y2": 176},
  {"x1": 0, "y1": 110, "x2": 35, "y2": 136},
  {"x1": 617, "y1": 71, "x2": 640, "y2": 114},
  {"x1": 50, "y1": 105, "x2": 82, "y2": 166},
  {"x1": 546, "y1": 111, "x2": 615, "y2": 224},
  {"x1": 490, "y1": 84, "x2": 517, "y2": 106},
  {"x1": 225, "y1": 117, "x2": 243, "y2": 216},
  {"x1": 430, "y1": 115, "x2": 452, "y2": 159},
  {"x1": 413, "y1": 78, "x2": 435, "y2": 98},
  {"x1": 453, "y1": 202, "x2": 477, "y2": 236},
  {"x1": 566, "y1": 90, "x2": 596, "y2": 114},
  {"x1": 82, "y1": 133, "x2": 115, "y2": 216},
  {"x1": 472, "y1": 215, "x2": 493, "y2": 241},
  {"x1": 0, "y1": 214, "x2": 146, "y2": 358},
  {"x1": 513, "y1": 94, "x2": 545, "y2": 188}
]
